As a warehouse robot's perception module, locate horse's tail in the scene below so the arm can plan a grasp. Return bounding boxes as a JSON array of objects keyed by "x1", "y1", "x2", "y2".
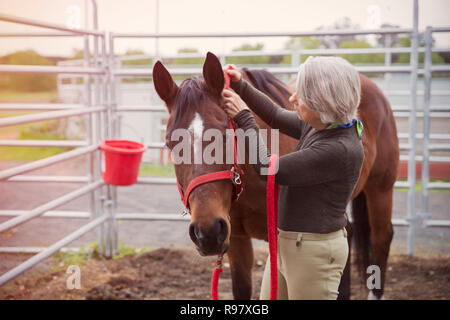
[{"x1": 352, "y1": 191, "x2": 371, "y2": 282}]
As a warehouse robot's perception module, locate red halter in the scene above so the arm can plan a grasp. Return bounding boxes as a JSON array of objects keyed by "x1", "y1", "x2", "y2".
[
  {"x1": 176, "y1": 65, "x2": 244, "y2": 214},
  {"x1": 176, "y1": 120, "x2": 244, "y2": 212}
]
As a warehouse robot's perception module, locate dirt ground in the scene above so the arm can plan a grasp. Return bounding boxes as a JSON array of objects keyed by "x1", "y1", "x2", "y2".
[{"x1": 0, "y1": 247, "x2": 449, "y2": 300}]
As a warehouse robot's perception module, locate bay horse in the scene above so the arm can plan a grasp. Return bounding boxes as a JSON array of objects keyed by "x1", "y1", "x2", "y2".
[{"x1": 152, "y1": 52, "x2": 399, "y2": 300}]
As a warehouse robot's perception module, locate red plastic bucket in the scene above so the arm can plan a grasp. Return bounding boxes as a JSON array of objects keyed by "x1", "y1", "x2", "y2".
[{"x1": 99, "y1": 140, "x2": 146, "y2": 186}]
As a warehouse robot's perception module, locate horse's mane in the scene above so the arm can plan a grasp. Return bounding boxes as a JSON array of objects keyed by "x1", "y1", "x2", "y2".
[
  {"x1": 169, "y1": 77, "x2": 207, "y2": 132},
  {"x1": 241, "y1": 68, "x2": 291, "y2": 109}
]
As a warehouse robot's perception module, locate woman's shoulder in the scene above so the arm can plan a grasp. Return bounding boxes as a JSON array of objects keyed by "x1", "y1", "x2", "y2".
[
  {"x1": 312, "y1": 128, "x2": 363, "y2": 158},
  {"x1": 335, "y1": 132, "x2": 364, "y2": 163}
]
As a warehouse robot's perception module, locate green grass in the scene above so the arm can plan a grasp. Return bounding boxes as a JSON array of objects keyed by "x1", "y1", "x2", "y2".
[
  {"x1": 0, "y1": 111, "x2": 38, "y2": 140},
  {"x1": 139, "y1": 162, "x2": 175, "y2": 177},
  {"x1": 396, "y1": 179, "x2": 450, "y2": 194},
  {"x1": 0, "y1": 129, "x2": 71, "y2": 161},
  {"x1": 51, "y1": 242, "x2": 151, "y2": 271},
  {"x1": 0, "y1": 111, "x2": 73, "y2": 161},
  {"x1": 0, "y1": 89, "x2": 59, "y2": 140},
  {"x1": 0, "y1": 90, "x2": 58, "y2": 102},
  {"x1": 52, "y1": 242, "x2": 99, "y2": 269},
  {"x1": 113, "y1": 243, "x2": 151, "y2": 260},
  {"x1": 0, "y1": 111, "x2": 36, "y2": 119},
  {"x1": 396, "y1": 180, "x2": 422, "y2": 193}
]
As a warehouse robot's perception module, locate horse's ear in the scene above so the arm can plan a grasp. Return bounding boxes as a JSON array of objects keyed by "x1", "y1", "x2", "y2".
[
  {"x1": 203, "y1": 52, "x2": 224, "y2": 96},
  {"x1": 153, "y1": 61, "x2": 178, "y2": 112}
]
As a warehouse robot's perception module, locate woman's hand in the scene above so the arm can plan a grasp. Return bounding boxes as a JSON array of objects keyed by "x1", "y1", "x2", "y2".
[
  {"x1": 223, "y1": 66, "x2": 242, "y2": 82},
  {"x1": 222, "y1": 89, "x2": 250, "y2": 119}
]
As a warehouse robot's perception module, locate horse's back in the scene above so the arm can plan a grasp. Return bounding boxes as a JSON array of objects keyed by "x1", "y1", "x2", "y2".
[
  {"x1": 358, "y1": 74, "x2": 399, "y2": 189},
  {"x1": 359, "y1": 75, "x2": 394, "y2": 134}
]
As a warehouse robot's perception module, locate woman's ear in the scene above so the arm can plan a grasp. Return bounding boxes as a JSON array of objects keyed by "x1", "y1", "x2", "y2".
[
  {"x1": 153, "y1": 61, "x2": 178, "y2": 112},
  {"x1": 202, "y1": 52, "x2": 225, "y2": 96}
]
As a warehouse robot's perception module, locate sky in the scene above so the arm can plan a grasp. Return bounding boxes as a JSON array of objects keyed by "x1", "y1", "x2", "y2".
[{"x1": 0, "y1": 0, "x2": 449, "y2": 58}]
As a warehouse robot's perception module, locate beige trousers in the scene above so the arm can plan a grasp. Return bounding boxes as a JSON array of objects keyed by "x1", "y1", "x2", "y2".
[{"x1": 260, "y1": 227, "x2": 348, "y2": 300}]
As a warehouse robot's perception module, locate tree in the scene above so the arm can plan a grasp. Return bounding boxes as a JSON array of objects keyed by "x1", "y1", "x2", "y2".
[
  {"x1": 315, "y1": 17, "x2": 363, "y2": 49},
  {"x1": 373, "y1": 24, "x2": 445, "y2": 65},
  {"x1": 438, "y1": 52, "x2": 450, "y2": 64},
  {"x1": 282, "y1": 36, "x2": 321, "y2": 64},
  {"x1": 285, "y1": 36, "x2": 320, "y2": 51},
  {"x1": 119, "y1": 50, "x2": 153, "y2": 83},
  {"x1": 395, "y1": 37, "x2": 445, "y2": 64},
  {"x1": 171, "y1": 48, "x2": 204, "y2": 65},
  {"x1": 122, "y1": 50, "x2": 153, "y2": 66},
  {"x1": 1, "y1": 50, "x2": 56, "y2": 92},
  {"x1": 226, "y1": 43, "x2": 272, "y2": 65},
  {"x1": 69, "y1": 49, "x2": 85, "y2": 60},
  {"x1": 338, "y1": 40, "x2": 384, "y2": 64},
  {"x1": 377, "y1": 23, "x2": 402, "y2": 48}
]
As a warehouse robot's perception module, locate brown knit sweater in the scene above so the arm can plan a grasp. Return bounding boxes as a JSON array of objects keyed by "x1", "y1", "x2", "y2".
[{"x1": 231, "y1": 78, "x2": 364, "y2": 233}]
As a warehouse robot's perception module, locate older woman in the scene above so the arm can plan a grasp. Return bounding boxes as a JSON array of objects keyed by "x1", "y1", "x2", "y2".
[{"x1": 221, "y1": 56, "x2": 364, "y2": 300}]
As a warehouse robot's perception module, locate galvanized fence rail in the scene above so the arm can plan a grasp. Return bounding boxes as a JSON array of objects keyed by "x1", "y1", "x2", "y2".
[
  {"x1": 0, "y1": 6, "x2": 117, "y2": 287},
  {"x1": 419, "y1": 26, "x2": 450, "y2": 233},
  {"x1": 0, "y1": 1, "x2": 449, "y2": 287}
]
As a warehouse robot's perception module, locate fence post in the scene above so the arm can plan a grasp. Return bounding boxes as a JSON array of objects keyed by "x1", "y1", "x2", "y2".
[
  {"x1": 406, "y1": 0, "x2": 419, "y2": 256},
  {"x1": 96, "y1": 32, "x2": 118, "y2": 258},
  {"x1": 99, "y1": 185, "x2": 118, "y2": 258},
  {"x1": 420, "y1": 26, "x2": 433, "y2": 226},
  {"x1": 83, "y1": 34, "x2": 98, "y2": 226},
  {"x1": 91, "y1": 1, "x2": 109, "y2": 257},
  {"x1": 109, "y1": 33, "x2": 119, "y2": 255},
  {"x1": 219, "y1": 54, "x2": 226, "y2": 66},
  {"x1": 109, "y1": 32, "x2": 120, "y2": 140},
  {"x1": 384, "y1": 34, "x2": 392, "y2": 94},
  {"x1": 291, "y1": 49, "x2": 300, "y2": 82}
]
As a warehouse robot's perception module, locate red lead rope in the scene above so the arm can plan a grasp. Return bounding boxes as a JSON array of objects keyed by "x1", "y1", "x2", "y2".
[
  {"x1": 211, "y1": 65, "x2": 234, "y2": 300},
  {"x1": 211, "y1": 255, "x2": 223, "y2": 300},
  {"x1": 267, "y1": 154, "x2": 279, "y2": 300},
  {"x1": 211, "y1": 66, "x2": 278, "y2": 300}
]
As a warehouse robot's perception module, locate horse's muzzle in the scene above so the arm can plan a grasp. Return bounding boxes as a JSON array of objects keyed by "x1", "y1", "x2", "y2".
[{"x1": 189, "y1": 217, "x2": 229, "y2": 256}]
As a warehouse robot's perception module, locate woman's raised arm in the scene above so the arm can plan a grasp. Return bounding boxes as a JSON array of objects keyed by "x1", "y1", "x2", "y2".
[{"x1": 227, "y1": 73, "x2": 306, "y2": 140}]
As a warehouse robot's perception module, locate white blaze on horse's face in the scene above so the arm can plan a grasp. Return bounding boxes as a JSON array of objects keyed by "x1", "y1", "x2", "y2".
[{"x1": 188, "y1": 112, "x2": 204, "y2": 164}]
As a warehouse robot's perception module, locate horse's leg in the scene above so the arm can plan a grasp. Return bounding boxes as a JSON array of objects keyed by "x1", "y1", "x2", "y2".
[
  {"x1": 364, "y1": 185, "x2": 394, "y2": 300},
  {"x1": 227, "y1": 235, "x2": 254, "y2": 299},
  {"x1": 337, "y1": 222, "x2": 353, "y2": 300}
]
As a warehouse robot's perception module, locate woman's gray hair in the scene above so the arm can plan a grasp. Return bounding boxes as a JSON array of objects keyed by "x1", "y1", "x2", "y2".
[{"x1": 296, "y1": 56, "x2": 361, "y2": 124}]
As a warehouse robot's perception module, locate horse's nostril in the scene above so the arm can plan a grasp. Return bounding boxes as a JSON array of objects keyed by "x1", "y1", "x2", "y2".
[
  {"x1": 189, "y1": 222, "x2": 200, "y2": 245},
  {"x1": 215, "y1": 218, "x2": 228, "y2": 243},
  {"x1": 191, "y1": 222, "x2": 207, "y2": 245}
]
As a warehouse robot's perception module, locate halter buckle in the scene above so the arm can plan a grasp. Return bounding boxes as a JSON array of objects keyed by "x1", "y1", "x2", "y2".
[
  {"x1": 231, "y1": 166, "x2": 242, "y2": 185},
  {"x1": 215, "y1": 254, "x2": 224, "y2": 269},
  {"x1": 181, "y1": 208, "x2": 190, "y2": 216}
]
